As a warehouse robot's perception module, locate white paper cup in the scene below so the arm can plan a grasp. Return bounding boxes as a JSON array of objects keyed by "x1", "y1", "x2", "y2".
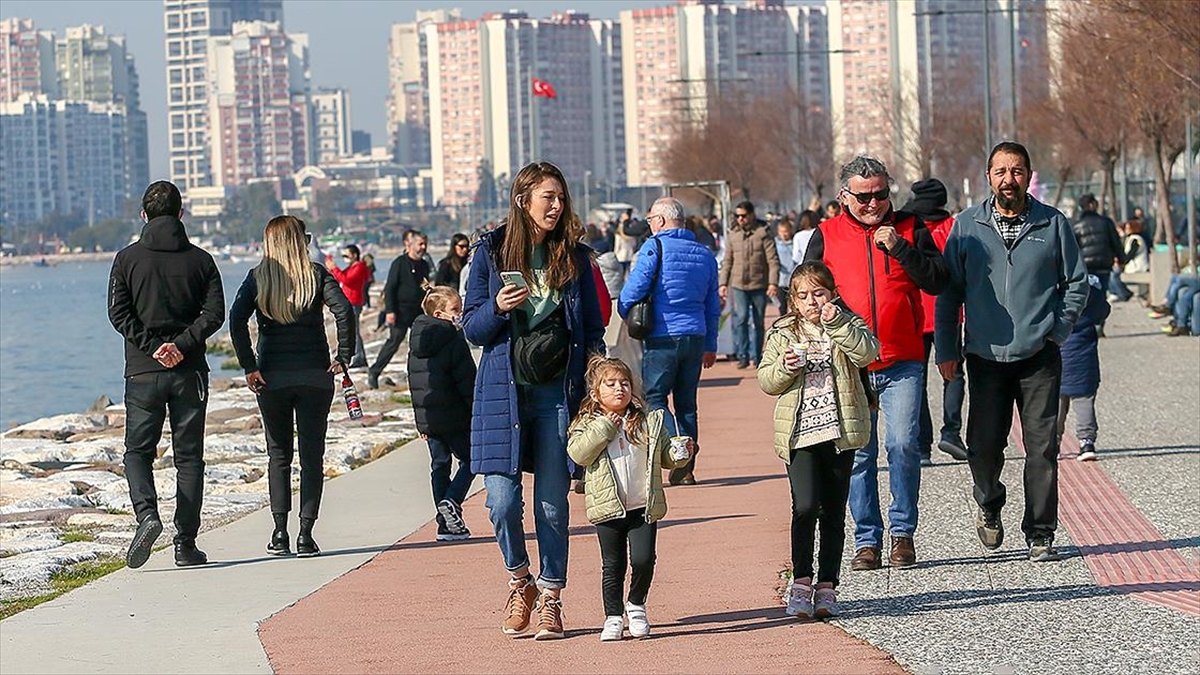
[{"x1": 669, "y1": 436, "x2": 691, "y2": 462}]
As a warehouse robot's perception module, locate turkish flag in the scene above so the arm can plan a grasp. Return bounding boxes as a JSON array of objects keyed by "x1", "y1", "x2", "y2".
[{"x1": 532, "y1": 77, "x2": 557, "y2": 99}]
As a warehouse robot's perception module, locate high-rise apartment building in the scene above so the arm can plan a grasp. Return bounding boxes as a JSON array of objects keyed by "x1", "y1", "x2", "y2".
[
  {"x1": 828, "y1": 0, "x2": 1048, "y2": 184},
  {"x1": 0, "y1": 18, "x2": 58, "y2": 103},
  {"x1": 163, "y1": 0, "x2": 284, "y2": 192},
  {"x1": 424, "y1": 10, "x2": 624, "y2": 207},
  {"x1": 56, "y1": 24, "x2": 149, "y2": 193},
  {"x1": 312, "y1": 88, "x2": 352, "y2": 165},
  {"x1": 0, "y1": 95, "x2": 128, "y2": 225},
  {"x1": 387, "y1": 9, "x2": 461, "y2": 165},
  {"x1": 620, "y1": 0, "x2": 830, "y2": 187},
  {"x1": 206, "y1": 20, "x2": 311, "y2": 187}
]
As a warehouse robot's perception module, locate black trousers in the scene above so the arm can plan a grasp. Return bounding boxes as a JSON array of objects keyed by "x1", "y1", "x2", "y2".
[
  {"x1": 595, "y1": 509, "x2": 658, "y2": 617},
  {"x1": 965, "y1": 342, "x2": 1062, "y2": 542},
  {"x1": 786, "y1": 441, "x2": 854, "y2": 585},
  {"x1": 258, "y1": 385, "x2": 335, "y2": 521},
  {"x1": 123, "y1": 370, "x2": 209, "y2": 543},
  {"x1": 369, "y1": 318, "x2": 413, "y2": 379}
]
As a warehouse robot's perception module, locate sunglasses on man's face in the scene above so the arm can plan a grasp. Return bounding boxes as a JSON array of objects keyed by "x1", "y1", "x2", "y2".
[
  {"x1": 843, "y1": 187, "x2": 890, "y2": 205},
  {"x1": 734, "y1": 212, "x2": 750, "y2": 220}
]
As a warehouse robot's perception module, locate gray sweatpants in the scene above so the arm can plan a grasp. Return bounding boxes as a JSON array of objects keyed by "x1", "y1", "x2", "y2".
[{"x1": 1057, "y1": 393, "x2": 1098, "y2": 444}]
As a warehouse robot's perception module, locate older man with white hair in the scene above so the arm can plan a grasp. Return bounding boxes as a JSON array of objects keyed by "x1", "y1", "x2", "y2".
[{"x1": 619, "y1": 197, "x2": 721, "y2": 486}]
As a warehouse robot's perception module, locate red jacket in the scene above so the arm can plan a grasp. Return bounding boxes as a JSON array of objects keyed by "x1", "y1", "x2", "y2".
[
  {"x1": 921, "y1": 216, "x2": 955, "y2": 334},
  {"x1": 328, "y1": 259, "x2": 370, "y2": 307},
  {"x1": 804, "y1": 210, "x2": 947, "y2": 370}
]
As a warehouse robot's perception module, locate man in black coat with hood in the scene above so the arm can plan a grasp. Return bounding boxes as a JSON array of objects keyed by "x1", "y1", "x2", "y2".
[{"x1": 108, "y1": 181, "x2": 225, "y2": 569}]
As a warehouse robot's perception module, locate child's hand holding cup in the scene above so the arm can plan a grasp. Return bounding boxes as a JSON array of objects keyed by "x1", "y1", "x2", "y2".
[
  {"x1": 669, "y1": 436, "x2": 692, "y2": 462},
  {"x1": 784, "y1": 341, "x2": 807, "y2": 371}
]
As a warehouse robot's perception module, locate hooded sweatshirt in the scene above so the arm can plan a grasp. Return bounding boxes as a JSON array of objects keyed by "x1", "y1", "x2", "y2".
[
  {"x1": 407, "y1": 314, "x2": 476, "y2": 436},
  {"x1": 108, "y1": 216, "x2": 225, "y2": 377}
]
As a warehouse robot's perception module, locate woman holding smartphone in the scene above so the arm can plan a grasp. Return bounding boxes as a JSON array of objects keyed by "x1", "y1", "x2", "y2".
[
  {"x1": 462, "y1": 161, "x2": 606, "y2": 641},
  {"x1": 229, "y1": 215, "x2": 355, "y2": 558}
]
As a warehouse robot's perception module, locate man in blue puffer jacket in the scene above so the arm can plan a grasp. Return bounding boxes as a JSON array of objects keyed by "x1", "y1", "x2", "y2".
[{"x1": 619, "y1": 197, "x2": 721, "y2": 485}]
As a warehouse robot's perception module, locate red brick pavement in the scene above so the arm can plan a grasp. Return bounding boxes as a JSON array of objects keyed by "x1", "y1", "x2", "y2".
[{"x1": 258, "y1": 361, "x2": 904, "y2": 674}]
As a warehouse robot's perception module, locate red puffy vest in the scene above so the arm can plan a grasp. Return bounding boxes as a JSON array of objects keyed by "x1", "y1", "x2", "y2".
[{"x1": 817, "y1": 211, "x2": 925, "y2": 370}]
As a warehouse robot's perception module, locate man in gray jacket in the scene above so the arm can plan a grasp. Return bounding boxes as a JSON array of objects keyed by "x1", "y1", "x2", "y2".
[{"x1": 934, "y1": 141, "x2": 1088, "y2": 563}]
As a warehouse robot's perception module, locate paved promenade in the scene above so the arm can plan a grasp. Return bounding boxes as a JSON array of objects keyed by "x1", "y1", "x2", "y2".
[{"x1": 1, "y1": 301, "x2": 1197, "y2": 674}]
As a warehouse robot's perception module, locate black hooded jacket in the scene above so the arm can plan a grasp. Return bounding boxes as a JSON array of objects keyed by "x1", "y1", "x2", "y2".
[
  {"x1": 1073, "y1": 210, "x2": 1125, "y2": 273},
  {"x1": 406, "y1": 314, "x2": 475, "y2": 436},
  {"x1": 108, "y1": 216, "x2": 225, "y2": 377}
]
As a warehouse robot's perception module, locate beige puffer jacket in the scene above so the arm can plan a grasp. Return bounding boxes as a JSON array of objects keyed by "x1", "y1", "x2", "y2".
[
  {"x1": 757, "y1": 309, "x2": 880, "y2": 462},
  {"x1": 566, "y1": 409, "x2": 686, "y2": 524},
  {"x1": 719, "y1": 221, "x2": 781, "y2": 291}
]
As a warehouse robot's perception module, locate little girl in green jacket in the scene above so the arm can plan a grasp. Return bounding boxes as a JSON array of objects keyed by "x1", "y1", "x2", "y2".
[{"x1": 758, "y1": 260, "x2": 879, "y2": 620}]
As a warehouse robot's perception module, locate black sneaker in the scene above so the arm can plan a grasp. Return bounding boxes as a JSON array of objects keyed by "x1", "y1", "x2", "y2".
[
  {"x1": 174, "y1": 541, "x2": 209, "y2": 567},
  {"x1": 296, "y1": 532, "x2": 321, "y2": 558},
  {"x1": 436, "y1": 499, "x2": 470, "y2": 538},
  {"x1": 976, "y1": 508, "x2": 1004, "y2": 550},
  {"x1": 1028, "y1": 536, "x2": 1061, "y2": 562},
  {"x1": 126, "y1": 516, "x2": 163, "y2": 569},
  {"x1": 1077, "y1": 441, "x2": 1098, "y2": 462},
  {"x1": 366, "y1": 371, "x2": 379, "y2": 389},
  {"x1": 919, "y1": 453, "x2": 933, "y2": 467},
  {"x1": 266, "y1": 529, "x2": 291, "y2": 556},
  {"x1": 937, "y1": 436, "x2": 969, "y2": 461}
]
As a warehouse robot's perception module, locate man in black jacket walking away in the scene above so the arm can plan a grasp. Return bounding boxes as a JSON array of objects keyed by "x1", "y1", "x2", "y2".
[
  {"x1": 368, "y1": 230, "x2": 430, "y2": 389},
  {"x1": 1073, "y1": 194, "x2": 1124, "y2": 335},
  {"x1": 108, "y1": 181, "x2": 225, "y2": 568}
]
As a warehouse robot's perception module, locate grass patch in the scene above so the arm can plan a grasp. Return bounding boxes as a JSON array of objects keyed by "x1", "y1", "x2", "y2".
[
  {"x1": 0, "y1": 556, "x2": 126, "y2": 621},
  {"x1": 60, "y1": 529, "x2": 96, "y2": 544},
  {"x1": 220, "y1": 357, "x2": 240, "y2": 371},
  {"x1": 390, "y1": 393, "x2": 412, "y2": 405}
]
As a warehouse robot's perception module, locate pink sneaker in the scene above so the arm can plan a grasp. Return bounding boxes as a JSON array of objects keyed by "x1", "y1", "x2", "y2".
[{"x1": 814, "y1": 585, "x2": 839, "y2": 618}]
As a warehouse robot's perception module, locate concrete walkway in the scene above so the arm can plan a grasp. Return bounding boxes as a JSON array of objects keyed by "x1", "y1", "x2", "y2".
[{"x1": 0, "y1": 434, "x2": 466, "y2": 674}]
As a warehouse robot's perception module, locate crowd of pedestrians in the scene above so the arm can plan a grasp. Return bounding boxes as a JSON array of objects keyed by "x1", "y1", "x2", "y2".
[{"x1": 110, "y1": 137, "x2": 1169, "y2": 642}]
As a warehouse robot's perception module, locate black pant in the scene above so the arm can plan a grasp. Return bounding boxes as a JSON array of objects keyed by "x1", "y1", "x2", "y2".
[
  {"x1": 123, "y1": 370, "x2": 209, "y2": 543},
  {"x1": 787, "y1": 441, "x2": 854, "y2": 585},
  {"x1": 965, "y1": 342, "x2": 1062, "y2": 542},
  {"x1": 350, "y1": 304, "x2": 367, "y2": 366},
  {"x1": 258, "y1": 385, "x2": 335, "y2": 521},
  {"x1": 369, "y1": 319, "x2": 413, "y2": 379},
  {"x1": 595, "y1": 509, "x2": 658, "y2": 616},
  {"x1": 920, "y1": 334, "x2": 965, "y2": 454}
]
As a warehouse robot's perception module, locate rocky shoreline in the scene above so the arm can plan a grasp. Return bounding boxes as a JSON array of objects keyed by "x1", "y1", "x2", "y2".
[{"x1": 0, "y1": 319, "x2": 417, "y2": 605}]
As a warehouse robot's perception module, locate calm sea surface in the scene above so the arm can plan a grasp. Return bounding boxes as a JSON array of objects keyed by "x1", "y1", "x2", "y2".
[{"x1": 0, "y1": 257, "x2": 259, "y2": 430}]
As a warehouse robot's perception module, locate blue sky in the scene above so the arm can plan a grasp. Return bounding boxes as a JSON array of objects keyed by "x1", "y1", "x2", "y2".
[{"x1": 4, "y1": 1, "x2": 648, "y2": 179}]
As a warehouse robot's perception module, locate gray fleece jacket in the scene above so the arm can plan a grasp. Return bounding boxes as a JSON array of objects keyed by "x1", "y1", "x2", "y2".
[{"x1": 934, "y1": 196, "x2": 1089, "y2": 364}]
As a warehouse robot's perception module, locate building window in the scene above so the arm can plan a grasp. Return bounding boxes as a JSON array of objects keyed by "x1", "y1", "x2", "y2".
[{"x1": 168, "y1": 40, "x2": 183, "y2": 57}]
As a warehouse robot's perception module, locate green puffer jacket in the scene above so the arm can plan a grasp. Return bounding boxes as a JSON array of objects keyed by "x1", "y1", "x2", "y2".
[
  {"x1": 566, "y1": 408, "x2": 686, "y2": 524},
  {"x1": 757, "y1": 309, "x2": 880, "y2": 462}
]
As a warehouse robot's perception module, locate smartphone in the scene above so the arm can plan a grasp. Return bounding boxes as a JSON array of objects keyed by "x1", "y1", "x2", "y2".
[{"x1": 500, "y1": 271, "x2": 528, "y2": 288}]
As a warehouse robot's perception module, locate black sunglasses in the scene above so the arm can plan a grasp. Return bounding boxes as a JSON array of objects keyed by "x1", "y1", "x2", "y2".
[
  {"x1": 843, "y1": 187, "x2": 890, "y2": 205},
  {"x1": 304, "y1": 233, "x2": 312, "y2": 244}
]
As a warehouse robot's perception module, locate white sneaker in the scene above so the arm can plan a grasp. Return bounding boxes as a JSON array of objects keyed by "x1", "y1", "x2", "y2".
[
  {"x1": 625, "y1": 602, "x2": 650, "y2": 638},
  {"x1": 600, "y1": 615, "x2": 624, "y2": 641},
  {"x1": 814, "y1": 586, "x2": 839, "y2": 618},
  {"x1": 785, "y1": 581, "x2": 814, "y2": 618}
]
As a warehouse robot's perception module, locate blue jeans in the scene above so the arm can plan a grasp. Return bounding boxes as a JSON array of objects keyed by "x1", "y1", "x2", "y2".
[
  {"x1": 850, "y1": 360, "x2": 924, "y2": 549},
  {"x1": 483, "y1": 382, "x2": 571, "y2": 590},
  {"x1": 641, "y1": 334, "x2": 705, "y2": 439},
  {"x1": 1192, "y1": 293, "x2": 1200, "y2": 335},
  {"x1": 731, "y1": 288, "x2": 768, "y2": 364},
  {"x1": 1169, "y1": 275, "x2": 1200, "y2": 326}
]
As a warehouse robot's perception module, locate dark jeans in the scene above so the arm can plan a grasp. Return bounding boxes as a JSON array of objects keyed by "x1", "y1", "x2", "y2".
[
  {"x1": 965, "y1": 342, "x2": 1062, "y2": 543},
  {"x1": 351, "y1": 304, "x2": 367, "y2": 365},
  {"x1": 642, "y1": 334, "x2": 705, "y2": 478},
  {"x1": 123, "y1": 369, "x2": 209, "y2": 543},
  {"x1": 369, "y1": 318, "x2": 413, "y2": 379},
  {"x1": 595, "y1": 509, "x2": 658, "y2": 616},
  {"x1": 731, "y1": 287, "x2": 768, "y2": 364},
  {"x1": 428, "y1": 431, "x2": 475, "y2": 518},
  {"x1": 259, "y1": 385, "x2": 334, "y2": 521},
  {"x1": 920, "y1": 334, "x2": 965, "y2": 455},
  {"x1": 787, "y1": 442, "x2": 854, "y2": 586}
]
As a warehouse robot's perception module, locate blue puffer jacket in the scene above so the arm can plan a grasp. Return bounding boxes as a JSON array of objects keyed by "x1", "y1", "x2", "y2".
[
  {"x1": 462, "y1": 225, "x2": 607, "y2": 475},
  {"x1": 617, "y1": 228, "x2": 722, "y2": 352},
  {"x1": 1060, "y1": 278, "x2": 1109, "y2": 397}
]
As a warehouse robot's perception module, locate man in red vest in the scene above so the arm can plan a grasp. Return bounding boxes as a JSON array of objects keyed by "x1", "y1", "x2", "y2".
[{"x1": 804, "y1": 156, "x2": 947, "y2": 571}]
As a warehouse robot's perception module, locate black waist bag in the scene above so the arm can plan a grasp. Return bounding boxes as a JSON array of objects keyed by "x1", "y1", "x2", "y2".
[{"x1": 513, "y1": 304, "x2": 569, "y2": 384}]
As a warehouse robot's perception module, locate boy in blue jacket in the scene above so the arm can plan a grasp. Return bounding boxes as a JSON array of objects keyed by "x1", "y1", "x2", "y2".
[{"x1": 1057, "y1": 276, "x2": 1111, "y2": 461}]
